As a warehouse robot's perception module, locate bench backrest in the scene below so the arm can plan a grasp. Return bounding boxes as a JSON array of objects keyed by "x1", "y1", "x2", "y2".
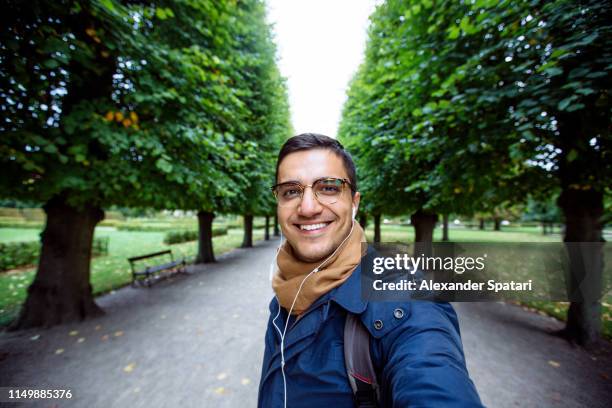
[{"x1": 128, "y1": 250, "x2": 173, "y2": 264}]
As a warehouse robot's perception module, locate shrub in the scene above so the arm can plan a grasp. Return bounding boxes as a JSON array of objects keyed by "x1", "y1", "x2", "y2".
[
  {"x1": 0, "y1": 220, "x2": 44, "y2": 229},
  {"x1": 92, "y1": 237, "x2": 110, "y2": 257},
  {"x1": 117, "y1": 223, "x2": 174, "y2": 232},
  {"x1": 99, "y1": 219, "x2": 122, "y2": 227},
  {"x1": 0, "y1": 208, "x2": 22, "y2": 217},
  {"x1": 20, "y1": 208, "x2": 45, "y2": 221},
  {"x1": 0, "y1": 241, "x2": 38, "y2": 271},
  {"x1": 104, "y1": 211, "x2": 125, "y2": 220},
  {"x1": 163, "y1": 227, "x2": 228, "y2": 245},
  {"x1": 0, "y1": 237, "x2": 109, "y2": 272}
]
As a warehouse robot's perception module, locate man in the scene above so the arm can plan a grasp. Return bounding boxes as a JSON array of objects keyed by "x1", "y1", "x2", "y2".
[{"x1": 258, "y1": 133, "x2": 483, "y2": 407}]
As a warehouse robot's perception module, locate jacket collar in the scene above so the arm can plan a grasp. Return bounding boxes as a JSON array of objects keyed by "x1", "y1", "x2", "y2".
[{"x1": 328, "y1": 245, "x2": 376, "y2": 314}]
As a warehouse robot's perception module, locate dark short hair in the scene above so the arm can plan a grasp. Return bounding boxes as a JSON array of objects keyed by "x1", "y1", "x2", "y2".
[{"x1": 275, "y1": 133, "x2": 357, "y2": 195}]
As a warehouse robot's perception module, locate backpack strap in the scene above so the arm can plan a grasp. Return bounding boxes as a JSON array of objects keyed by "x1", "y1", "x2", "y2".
[{"x1": 344, "y1": 313, "x2": 380, "y2": 408}]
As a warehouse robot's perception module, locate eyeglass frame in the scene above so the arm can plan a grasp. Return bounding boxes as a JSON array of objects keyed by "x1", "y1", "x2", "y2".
[{"x1": 270, "y1": 177, "x2": 355, "y2": 207}]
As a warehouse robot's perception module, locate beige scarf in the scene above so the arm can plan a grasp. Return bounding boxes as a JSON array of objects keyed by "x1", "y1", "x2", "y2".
[{"x1": 272, "y1": 223, "x2": 367, "y2": 315}]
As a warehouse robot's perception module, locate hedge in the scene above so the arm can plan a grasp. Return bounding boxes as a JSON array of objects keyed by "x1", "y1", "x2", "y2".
[
  {"x1": 0, "y1": 237, "x2": 109, "y2": 272},
  {"x1": 0, "y1": 220, "x2": 44, "y2": 229},
  {"x1": 117, "y1": 224, "x2": 182, "y2": 232},
  {"x1": 164, "y1": 227, "x2": 228, "y2": 245}
]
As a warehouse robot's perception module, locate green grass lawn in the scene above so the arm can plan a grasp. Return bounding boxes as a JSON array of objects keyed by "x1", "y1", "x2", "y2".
[
  {"x1": 0, "y1": 228, "x2": 42, "y2": 242},
  {"x1": 364, "y1": 223, "x2": 562, "y2": 243},
  {"x1": 0, "y1": 226, "x2": 264, "y2": 326}
]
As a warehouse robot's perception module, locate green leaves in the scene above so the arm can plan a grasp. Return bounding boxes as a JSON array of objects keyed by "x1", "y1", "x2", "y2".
[
  {"x1": 339, "y1": 0, "x2": 610, "y2": 218},
  {"x1": 0, "y1": 0, "x2": 289, "y2": 213},
  {"x1": 155, "y1": 157, "x2": 173, "y2": 174},
  {"x1": 447, "y1": 25, "x2": 460, "y2": 40},
  {"x1": 98, "y1": 0, "x2": 115, "y2": 12},
  {"x1": 155, "y1": 7, "x2": 175, "y2": 20}
]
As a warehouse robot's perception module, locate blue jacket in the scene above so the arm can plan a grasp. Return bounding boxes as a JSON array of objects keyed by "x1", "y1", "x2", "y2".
[{"x1": 258, "y1": 254, "x2": 484, "y2": 408}]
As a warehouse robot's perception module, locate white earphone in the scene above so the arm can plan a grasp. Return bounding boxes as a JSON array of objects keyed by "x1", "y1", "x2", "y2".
[{"x1": 352, "y1": 205, "x2": 357, "y2": 220}]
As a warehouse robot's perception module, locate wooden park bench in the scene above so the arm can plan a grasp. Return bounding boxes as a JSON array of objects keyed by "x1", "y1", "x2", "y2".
[{"x1": 128, "y1": 250, "x2": 187, "y2": 287}]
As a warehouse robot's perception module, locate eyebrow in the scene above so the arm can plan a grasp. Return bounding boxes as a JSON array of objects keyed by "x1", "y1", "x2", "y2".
[
  {"x1": 276, "y1": 176, "x2": 343, "y2": 185},
  {"x1": 277, "y1": 179, "x2": 302, "y2": 184}
]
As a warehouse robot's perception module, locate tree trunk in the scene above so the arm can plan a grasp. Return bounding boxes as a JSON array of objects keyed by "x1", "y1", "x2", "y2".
[
  {"x1": 273, "y1": 213, "x2": 280, "y2": 237},
  {"x1": 554, "y1": 106, "x2": 606, "y2": 347},
  {"x1": 242, "y1": 214, "x2": 253, "y2": 248},
  {"x1": 493, "y1": 218, "x2": 501, "y2": 231},
  {"x1": 542, "y1": 221, "x2": 547, "y2": 235},
  {"x1": 10, "y1": 194, "x2": 105, "y2": 330},
  {"x1": 195, "y1": 210, "x2": 215, "y2": 263},
  {"x1": 411, "y1": 210, "x2": 438, "y2": 257},
  {"x1": 479, "y1": 218, "x2": 485, "y2": 230},
  {"x1": 358, "y1": 214, "x2": 367, "y2": 230},
  {"x1": 374, "y1": 214, "x2": 381, "y2": 243},
  {"x1": 411, "y1": 210, "x2": 438, "y2": 242},
  {"x1": 265, "y1": 215, "x2": 270, "y2": 241},
  {"x1": 442, "y1": 214, "x2": 449, "y2": 241},
  {"x1": 558, "y1": 188, "x2": 604, "y2": 347}
]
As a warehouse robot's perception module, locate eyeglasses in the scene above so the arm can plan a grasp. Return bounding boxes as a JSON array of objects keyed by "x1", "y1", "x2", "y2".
[{"x1": 271, "y1": 177, "x2": 353, "y2": 208}]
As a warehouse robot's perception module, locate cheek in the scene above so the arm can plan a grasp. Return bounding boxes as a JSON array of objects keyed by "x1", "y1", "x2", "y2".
[
  {"x1": 332, "y1": 206, "x2": 352, "y2": 221},
  {"x1": 278, "y1": 208, "x2": 293, "y2": 225}
]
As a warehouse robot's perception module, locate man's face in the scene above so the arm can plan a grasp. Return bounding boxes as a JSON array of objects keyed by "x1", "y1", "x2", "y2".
[{"x1": 276, "y1": 149, "x2": 360, "y2": 262}]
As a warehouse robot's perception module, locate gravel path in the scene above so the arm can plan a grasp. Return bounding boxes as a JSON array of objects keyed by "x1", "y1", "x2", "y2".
[{"x1": 0, "y1": 238, "x2": 610, "y2": 407}]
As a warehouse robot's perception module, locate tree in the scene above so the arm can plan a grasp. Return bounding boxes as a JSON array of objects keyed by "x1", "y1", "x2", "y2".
[
  {"x1": 524, "y1": 193, "x2": 562, "y2": 235},
  {"x1": 437, "y1": 0, "x2": 611, "y2": 346},
  {"x1": 339, "y1": 0, "x2": 528, "y2": 245},
  {"x1": 0, "y1": 0, "x2": 288, "y2": 328}
]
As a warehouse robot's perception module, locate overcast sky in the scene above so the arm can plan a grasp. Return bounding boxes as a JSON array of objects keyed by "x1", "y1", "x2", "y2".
[{"x1": 266, "y1": 0, "x2": 378, "y2": 138}]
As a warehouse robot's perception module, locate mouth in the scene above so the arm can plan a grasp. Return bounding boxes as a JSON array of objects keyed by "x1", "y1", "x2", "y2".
[{"x1": 294, "y1": 221, "x2": 333, "y2": 235}]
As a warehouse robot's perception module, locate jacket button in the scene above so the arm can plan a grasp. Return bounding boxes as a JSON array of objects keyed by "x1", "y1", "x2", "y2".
[
  {"x1": 393, "y1": 308, "x2": 404, "y2": 319},
  {"x1": 374, "y1": 320, "x2": 384, "y2": 330}
]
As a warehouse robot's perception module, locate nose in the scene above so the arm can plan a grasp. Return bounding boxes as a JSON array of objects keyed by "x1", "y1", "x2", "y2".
[{"x1": 297, "y1": 186, "x2": 323, "y2": 217}]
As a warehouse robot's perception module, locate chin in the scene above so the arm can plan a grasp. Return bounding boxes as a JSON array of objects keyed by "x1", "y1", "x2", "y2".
[{"x1": 294, "y1": 243, "x2": 335, "y2": 263}]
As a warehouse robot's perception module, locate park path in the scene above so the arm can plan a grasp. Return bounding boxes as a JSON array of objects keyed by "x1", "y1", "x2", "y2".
[{"x1": 0, "y1": 238, "x2": 611, "y2": 408}]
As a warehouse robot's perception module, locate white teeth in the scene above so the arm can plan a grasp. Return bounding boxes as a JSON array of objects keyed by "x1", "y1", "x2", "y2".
[{"x1": 299, "y1": 223, "x2": 329, "y2": 231}]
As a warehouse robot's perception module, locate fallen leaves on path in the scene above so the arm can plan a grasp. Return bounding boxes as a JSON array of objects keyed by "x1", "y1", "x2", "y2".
[
  {"x1": 216, "y1": 372, "x2": 228, "y2": 380},
  {"x1": 69, "y1": 330, "x2": 78, "y2": 336},
  {"x1": 114, "y1": 331, "x2": 124, "y2": 337},
  {"x1": 77, "y1": 337, "x2": 85, "y2": 343},
  {"x1": 124, "y1": 363, "x2": 136, "y2": 373},
  {"x1": 241, "y1": 378, "x2": 251, "y2": 385},
  {"x1": 55, "y1": 348, "x2": 64, "y2": 355},
  {"x1": 548, "y1": 360, "x2": 560, "y2": 368},
  {"x1": 213, "y1": 387, "x2": 226, "y2": 395}
]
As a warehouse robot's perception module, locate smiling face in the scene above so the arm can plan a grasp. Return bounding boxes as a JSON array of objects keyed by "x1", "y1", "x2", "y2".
[{"x1": 276, "y1": 149, "x2": 360, "y2": 262}]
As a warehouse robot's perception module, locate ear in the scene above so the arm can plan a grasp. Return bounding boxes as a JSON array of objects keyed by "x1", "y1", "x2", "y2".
[{"x1": 351, "y1": 191, "x2": 361, "y2": 220}]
